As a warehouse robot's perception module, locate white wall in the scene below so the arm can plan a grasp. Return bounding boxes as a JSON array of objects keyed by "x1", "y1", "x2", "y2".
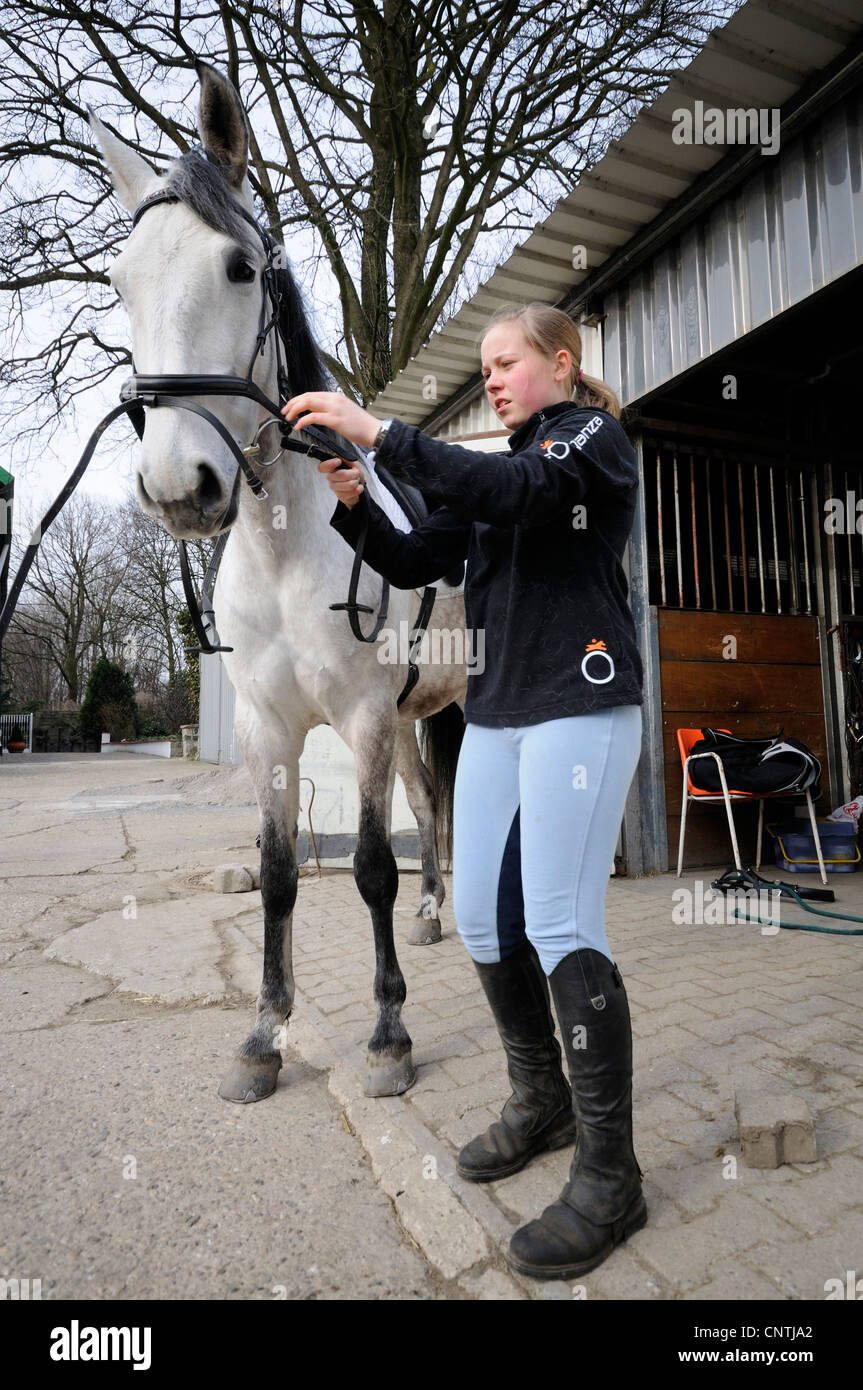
[{"x1": 199, "y1": 651, "x2": 418, "y2": 835}]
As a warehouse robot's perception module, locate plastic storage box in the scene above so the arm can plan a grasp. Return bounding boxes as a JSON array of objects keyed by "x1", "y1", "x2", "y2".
[{"x1": 767, "y1": 819, "x2": 860, "y2": 873}]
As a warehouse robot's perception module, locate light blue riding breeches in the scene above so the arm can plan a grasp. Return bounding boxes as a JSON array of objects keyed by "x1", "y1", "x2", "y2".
[{"x1": 452, "y1": 705, "x2": 643, "y2": 976}]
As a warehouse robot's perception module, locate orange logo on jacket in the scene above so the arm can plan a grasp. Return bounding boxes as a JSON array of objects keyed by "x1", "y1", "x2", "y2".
[
  {"x1": 581, "y1": 637, "x2": 615, "y2": 685},
  {"x1": 539, "y1": 439, "x2": 555, "y2": 449}
]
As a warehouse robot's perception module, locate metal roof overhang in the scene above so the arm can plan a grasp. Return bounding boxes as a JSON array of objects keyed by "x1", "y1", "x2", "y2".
[{"x1": 368, "y1": 0, "x2": 863, "y2": 432}]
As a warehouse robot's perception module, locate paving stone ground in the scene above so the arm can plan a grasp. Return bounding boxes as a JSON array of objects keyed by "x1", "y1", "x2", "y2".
[{"x1": 3, "y1": 752, "x2": 862, "y2": 1301}]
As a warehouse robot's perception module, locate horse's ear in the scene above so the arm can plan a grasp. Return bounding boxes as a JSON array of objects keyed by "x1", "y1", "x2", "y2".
[
  {"x1": 195, "y1": 59, "x2": 249, "y2": 189},
  {"x1": 88, "y1": 109, "x2": 159, "y2": 212}
]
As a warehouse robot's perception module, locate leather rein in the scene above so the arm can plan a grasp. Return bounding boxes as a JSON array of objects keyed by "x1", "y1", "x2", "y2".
[{"x1": 0, "y1": 188, "x2": 437, "y2": 708}]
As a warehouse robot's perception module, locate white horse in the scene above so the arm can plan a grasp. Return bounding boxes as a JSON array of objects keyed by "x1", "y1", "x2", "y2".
[{"x1": 89, "y1": 60, "x2": 469, "y2": 1102}]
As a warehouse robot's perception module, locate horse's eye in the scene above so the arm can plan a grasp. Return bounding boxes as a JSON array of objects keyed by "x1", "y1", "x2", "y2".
[{"x1": 227, "y1": 257, "x2": 256, "y2": 284}]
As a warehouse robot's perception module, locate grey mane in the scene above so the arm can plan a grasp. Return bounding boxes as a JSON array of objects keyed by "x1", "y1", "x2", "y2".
[
  {"x1": 163, "y1": 148, "x2": 357, "y2": 457},
  {"x1": 164, "y1": 148, "x2": 259, "y2": 256}
]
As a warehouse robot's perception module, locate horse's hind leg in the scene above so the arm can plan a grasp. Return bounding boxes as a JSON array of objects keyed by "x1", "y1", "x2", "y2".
[
  {"x1": 395, "y1": 721, "x2": 444, "y2": 946},
  {"x1": 219, "y1": 717, "x2": 302, "y2": 1104},
  {"x1": 341, "y1": 707, "x2": 416, "y2": 1097}
]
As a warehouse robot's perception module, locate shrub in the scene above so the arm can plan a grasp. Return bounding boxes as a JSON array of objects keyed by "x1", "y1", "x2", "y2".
[
  {"x1": 137, "y1": 708, "x2": 172, "y2": 738},
  {"x1": 135, "y1": 676, "x2": 194, "y2": 738},
  {"x1": 80, "y1": 658, "x2": 138, "y2": 741},
  {"x1": 99, "y1": 700, "x2": 137, "y2": 742}
]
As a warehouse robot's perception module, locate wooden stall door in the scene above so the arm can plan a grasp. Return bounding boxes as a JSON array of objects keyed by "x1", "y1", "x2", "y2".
[{"x1": 660, "y1": 610, "x2": 830, "y2": 870}]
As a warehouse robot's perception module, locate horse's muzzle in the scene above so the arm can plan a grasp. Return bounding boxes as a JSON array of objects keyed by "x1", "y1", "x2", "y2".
[{"x1": 136, "y1": 461, "x2": 238, "y2": 539}]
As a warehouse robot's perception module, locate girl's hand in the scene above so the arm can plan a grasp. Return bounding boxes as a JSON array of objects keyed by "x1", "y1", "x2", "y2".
[
  {"x1": 319, "y1": 456, "x2": 364, "y2": 508},
  {"x1": 282, "y1": 390, "x2": 381, "y2": 450}
]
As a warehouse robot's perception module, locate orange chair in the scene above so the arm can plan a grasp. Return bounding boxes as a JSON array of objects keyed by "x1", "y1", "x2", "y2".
[{"x1": 675, "y1": 728, "x2": 827, "y2": 884}]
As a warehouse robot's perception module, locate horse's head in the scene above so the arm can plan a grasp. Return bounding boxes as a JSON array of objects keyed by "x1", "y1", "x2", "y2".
[{"x1": 90, "y1": 62, "x2": 284, "y2": 539}]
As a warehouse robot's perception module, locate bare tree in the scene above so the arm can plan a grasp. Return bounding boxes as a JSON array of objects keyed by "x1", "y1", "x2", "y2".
[
  {"x1": 1, "y1": 0, "x2": 739, "y2": 448},
  {"x1": 4, "y1": 491, "x2": 133, "y2": 702},
  {"x1": 115, "y1": 492, "x2": 212, "y2": 691},
  {"x1": 2, "y1": 622, "x2": 60, "y2": 708},
  {"x1": 3, "y1": 480, "x2": 214, "y2": 707}
]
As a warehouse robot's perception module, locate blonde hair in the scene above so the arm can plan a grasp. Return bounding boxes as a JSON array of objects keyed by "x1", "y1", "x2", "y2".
[{"x1": 478, "y1": 302, "x2": 621, "y2": 420}]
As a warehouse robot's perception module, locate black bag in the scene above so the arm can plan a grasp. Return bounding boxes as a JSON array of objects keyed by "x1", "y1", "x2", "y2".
[{"x1": 686, "y1": 728, "x2": 821, "y2": 798}]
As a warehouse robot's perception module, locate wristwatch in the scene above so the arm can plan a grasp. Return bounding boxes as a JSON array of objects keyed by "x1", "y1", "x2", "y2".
[{"x1": 371, "y1": 418, "x2": 395, "y2": 452}]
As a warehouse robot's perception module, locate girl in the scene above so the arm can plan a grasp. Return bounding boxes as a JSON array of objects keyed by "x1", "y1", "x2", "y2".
[{"x1": 281, "y1": 303, "x2": 646, "y2": 1281}]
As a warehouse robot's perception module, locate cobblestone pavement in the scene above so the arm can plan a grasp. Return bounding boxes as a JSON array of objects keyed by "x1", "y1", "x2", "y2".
[
  {"x1": 277, "y1": 863, "x2": 863, "y2": 1300},
  {"x1": 3, "y1": 753, "x2": 862, "y2": 1301}
]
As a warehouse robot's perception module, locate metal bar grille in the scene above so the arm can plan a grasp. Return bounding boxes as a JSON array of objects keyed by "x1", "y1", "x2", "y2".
[
  {"x1": 0, "y1": 711, "x2": 33, "y2": 751},
  {"x1": 834, "y1": 469, "x2": 863, "y2": 617},
  {"x1": 644, "y1": 438, "x2": 817, "y2": 616}
]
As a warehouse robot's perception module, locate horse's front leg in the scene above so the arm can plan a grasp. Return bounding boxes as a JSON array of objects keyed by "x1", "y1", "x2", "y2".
[
  {"x1": 219, "y1": 718, "x2": 303, "y2": 1104},
  {"x1": 395, "y1": 721, "x2": 444, "y2": 945},
  {"x1": 346, "y1": 709, "x2": 416, "y2": 1097}
]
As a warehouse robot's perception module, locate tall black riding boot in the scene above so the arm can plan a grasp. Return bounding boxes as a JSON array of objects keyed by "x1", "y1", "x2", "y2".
[
  {"x1": 506, "y1": 948, "x2": 646, "y2": 1279},
  {"x1": 457, "y1": 940, "x2": 578, "y2": 1182}
]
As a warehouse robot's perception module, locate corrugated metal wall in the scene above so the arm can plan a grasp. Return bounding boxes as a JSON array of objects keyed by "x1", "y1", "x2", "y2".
[
  {"x1": 604, "y1": 87, "x2": 863, "y2": 406},
  {"x1": 437, "y1": 393, "x2": 502, "y2": 441}
]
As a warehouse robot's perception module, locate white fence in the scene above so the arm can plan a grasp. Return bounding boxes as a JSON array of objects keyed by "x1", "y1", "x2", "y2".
[{"x1": 1, "y1": 712, "x2": 33, "y2": 752}]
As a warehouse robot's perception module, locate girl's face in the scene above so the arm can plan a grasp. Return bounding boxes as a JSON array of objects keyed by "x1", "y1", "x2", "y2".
[{"x1": 481, "y1": 323, "x2": 573, "y2": 430}]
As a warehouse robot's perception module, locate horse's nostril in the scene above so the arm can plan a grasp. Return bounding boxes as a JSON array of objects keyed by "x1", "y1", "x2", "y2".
[
  {"x1": 136, "y1": 473, "x2": 158, "y2": 511},
  {"x1": 197, "y1": 463, "x2": 225, "y2": 514}
]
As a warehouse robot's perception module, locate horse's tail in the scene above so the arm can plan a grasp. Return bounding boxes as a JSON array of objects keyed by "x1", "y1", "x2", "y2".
[{"x1": 418, "y1": 701, "x2": 465, "y2": 873}]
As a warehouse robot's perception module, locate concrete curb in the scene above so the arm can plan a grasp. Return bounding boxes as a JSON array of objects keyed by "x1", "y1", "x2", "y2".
[{"x1": 287, "y1": 986, "x2": 571, "y2": 1300}]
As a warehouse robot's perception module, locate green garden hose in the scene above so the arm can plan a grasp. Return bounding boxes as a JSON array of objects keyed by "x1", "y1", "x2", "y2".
[{"x1": 732, "y1": 880, "x2": 863, "y2": 934}]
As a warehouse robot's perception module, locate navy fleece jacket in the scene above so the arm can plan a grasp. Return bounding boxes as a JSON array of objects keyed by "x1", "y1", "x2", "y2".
[{"x1": 329, "y1": 397, "x2": 644, "y2": 727}]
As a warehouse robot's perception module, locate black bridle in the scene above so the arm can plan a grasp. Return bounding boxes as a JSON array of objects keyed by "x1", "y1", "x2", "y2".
[
  {"x1": 121, "y1": 188, "x2": 394, "y2": 656},
  {"x1": 0, "y1": 185, "x2": 435, "y2": 707}
]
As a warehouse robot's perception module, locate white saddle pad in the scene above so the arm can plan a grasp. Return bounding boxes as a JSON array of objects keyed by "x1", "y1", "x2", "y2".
[{"x1": 360, "y1": 447, "x2": 465, "y2": 596}]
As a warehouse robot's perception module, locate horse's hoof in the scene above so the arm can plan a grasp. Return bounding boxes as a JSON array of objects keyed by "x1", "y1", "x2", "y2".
[
  {"x1": 408, "y1": 917, "x2": 442, "y2": 946},
  {"x1": 364, "y1": 1051, "x2": 417, "y2": 1097},
  {"x1": 218, "y1": 1053, "x2": 282, "y2": 1104}
]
